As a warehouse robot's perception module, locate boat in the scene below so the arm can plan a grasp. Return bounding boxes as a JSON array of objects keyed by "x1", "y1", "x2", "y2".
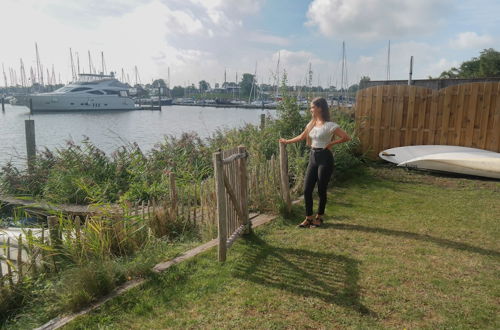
[
  {"x1": 29, "y1": 72, "x2": 136, "y2": 111},
  {"x1": 379, "y1": 145, "x2": 500, "y2": 179},
  {"x1": 136, "y1": 96, "x2": 172, "y2": 106}
]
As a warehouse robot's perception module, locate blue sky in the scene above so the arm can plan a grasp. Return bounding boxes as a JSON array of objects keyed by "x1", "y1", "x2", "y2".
[{"x1": 1, "y1": 0, "x2": 499, "y2": 88}]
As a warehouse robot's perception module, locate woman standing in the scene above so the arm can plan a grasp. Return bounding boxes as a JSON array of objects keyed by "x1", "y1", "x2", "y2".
[{"x1": 279, "y1": 97, "x2": 351, "y2": 228}]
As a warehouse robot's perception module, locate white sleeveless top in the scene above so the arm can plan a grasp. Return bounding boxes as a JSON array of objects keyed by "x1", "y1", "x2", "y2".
[{"x1": 308, "y1": 121, "x2": 339, "y2": 148}]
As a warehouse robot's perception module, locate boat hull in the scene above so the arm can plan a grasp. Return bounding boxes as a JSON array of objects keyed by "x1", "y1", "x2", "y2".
[
  {"x1": 398, "y1": 152, "x2": 500, "y2": 179},
  {"x1": 29, "y1": 94, "x2": 136, "y2": 111}
]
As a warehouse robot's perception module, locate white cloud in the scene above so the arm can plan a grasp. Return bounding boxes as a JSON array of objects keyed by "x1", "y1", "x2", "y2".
[
  {"x1": 449, "y1": 32, "x2": 494, "y2": 50},
  {"x1": 247, "y1": 32, "x2": 290, "y2": 46},
  {"x1": 306, "y1": 0, "x2": 452, "y2": 40}
]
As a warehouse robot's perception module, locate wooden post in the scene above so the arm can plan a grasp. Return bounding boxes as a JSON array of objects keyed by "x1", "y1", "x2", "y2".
[
  {"x1": 27, "y1": 229, "x2": 37, "y2": 275},
  {"x1": 279, "y1": 143, "x2": 291, "y2": 213},
  {"x1": 6, "y1": 237, "x2": 13, "y2": 286},
  {"x1": 47, "y1": 216, "x2": 61, "y2": 250},
  {"x1": 25, "y1": 119, "x2": 36, "y2": 169},
  {"x1": 1, "y1": 97, "x2": 4, "y2": 112},
  {"x1": 0, "y1": 254, "x2": 3, "y2": 287},
  {"x1": 74, "y1": 216, "x2": 81, "y2": 248},
  {"x1": 260, "y1": 113, "x2": 265, "y2": 130},
  {"x1": 169, "y1": 172, "x2": 177, "y2": 216},
  {"x1": 17, "y1": 235, "x2": 23, "y2": 280},
  {"x1": 158, "y1": 86, "x2": 162, "y2": 110},
  {"x1": 238, "y1": 146, "x2": 250, "y2": 234},
  {"x1": 213, "y1": 151, "x2": 227, "y2": 262},
  {"x1": 29, "y1": 98, "x2": 33, "y2": 114}
]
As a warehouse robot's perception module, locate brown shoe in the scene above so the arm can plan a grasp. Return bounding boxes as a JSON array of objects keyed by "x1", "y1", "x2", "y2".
[
  {"x1": 311, "y1": 216, "x2": 323, "y2": 228},
  {"x1": 298, "y1": 218, "x2": 313, "y2": 228}
]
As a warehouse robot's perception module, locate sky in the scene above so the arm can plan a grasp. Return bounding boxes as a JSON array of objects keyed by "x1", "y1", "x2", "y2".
[{"x1": 1, "y1": 0, "x2": 499, "y2": 88}]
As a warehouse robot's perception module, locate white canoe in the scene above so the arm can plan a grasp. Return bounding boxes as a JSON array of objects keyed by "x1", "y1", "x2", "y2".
[
  {"x1": 398, "y1": 152, "x2": 500, "y2": 179},
  {"x1": 379, "y1": 145, "x2": 497, "y2": 165}
]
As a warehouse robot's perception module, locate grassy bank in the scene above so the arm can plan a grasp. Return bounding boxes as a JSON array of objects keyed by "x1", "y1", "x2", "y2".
[{"x1": 21, "y1": 166, "x2": 497, "y2": 329}]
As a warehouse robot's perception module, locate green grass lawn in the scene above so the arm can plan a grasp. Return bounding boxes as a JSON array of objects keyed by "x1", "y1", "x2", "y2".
[{"x1": 48, "y1": 167, "x2": 500, "y2": 328}]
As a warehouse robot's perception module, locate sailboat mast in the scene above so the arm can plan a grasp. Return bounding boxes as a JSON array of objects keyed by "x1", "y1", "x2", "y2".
[
  {"x1": 275, "y1": 51, "x2": 280, "y2": 98},
  {"x1": 35, "y1": 43, "x2": 43, "y2": 86},
  {"x1": 2, "y1": 64, "x2": 8, "y2": 88},
  {"x1": 20, "y1": 59, "x2": 27, "y2": 88},
  {"x1": 76, "y1": 52, "x2": 80, "y2": 75},
  {"x1": 70, "y1": 48, "x2": 76, "y2": 81},
  {"x1": 101, "y1": 51, "x2": 106, "y2": 75},
  {"x1": 167, "y1": 67, "x2": 170, "y2": 89}
]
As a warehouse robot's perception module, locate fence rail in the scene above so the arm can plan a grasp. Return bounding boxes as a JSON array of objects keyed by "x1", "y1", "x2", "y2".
[{"x1": 355, "y1": 82, "x2": 500, "y2": 158}]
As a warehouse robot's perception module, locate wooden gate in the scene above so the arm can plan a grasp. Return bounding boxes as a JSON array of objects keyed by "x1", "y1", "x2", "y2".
[{"x1": 213, "y1": 146, "x2": 250, "y2": 262}]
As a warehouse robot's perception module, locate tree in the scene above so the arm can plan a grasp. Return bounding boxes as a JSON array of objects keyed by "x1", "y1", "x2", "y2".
[
  {"x1": 152, "y1": 79, "x2": 168, "y2": 95},
  {"x1": 171, "y1": 86, "x2": 184, "y2": 98},
  {"x1": 479, "y1": 48, "x2": 500, "y2": 77},
  {"x1": 359, "y1": 76, "x2": 371, "y2": 89},
  {"x1": 239, "y1": 73, "x2": 255, "y2": 97},
  {"x1": 198, "y1": 80, "x2": 210, "y2": 92},
  {"x1": 437, "y1": 48, "x2": 500, "y2": 78}
]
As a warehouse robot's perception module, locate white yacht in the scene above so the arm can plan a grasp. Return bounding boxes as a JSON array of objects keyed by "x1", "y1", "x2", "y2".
[{"x1": 30, "y1": 73, "x2": 136, "y2": 111}]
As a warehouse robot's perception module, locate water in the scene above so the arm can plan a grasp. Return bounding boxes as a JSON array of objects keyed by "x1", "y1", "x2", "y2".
[{"x1": 0, "y1": 104, "x2": 276, "y2": 167}]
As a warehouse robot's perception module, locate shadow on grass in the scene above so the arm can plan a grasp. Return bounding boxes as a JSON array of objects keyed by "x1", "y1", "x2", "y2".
[
  {"x1": 332, "y1": 223, "x2": 500, "y2": 258},
  {"x1": 234, "y1": 234, "x2": 372, "y2": 316}
]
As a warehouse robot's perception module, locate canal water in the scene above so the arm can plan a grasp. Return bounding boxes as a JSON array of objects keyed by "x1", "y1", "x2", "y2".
[{"x1": 0, "y1": 104, "x2": 277, "y2": 167}]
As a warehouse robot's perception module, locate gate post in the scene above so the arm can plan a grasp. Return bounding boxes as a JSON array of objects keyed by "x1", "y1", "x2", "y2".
[
  {"x1": 213, "y1": 151, "x2": 227, "y2": 262},
  {"x1": 279, "y1": 143, "x2": 292, "y2": 213},
  {"x1": 238, "y1": 145, "x2": 250, "y2": 234}
]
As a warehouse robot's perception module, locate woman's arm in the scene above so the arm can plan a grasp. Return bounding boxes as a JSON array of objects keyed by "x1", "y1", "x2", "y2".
[
  {"x1": 325, "y1": 127, "x2": 351, "y2": 150},
  {"x1": 279, "y1": 121, "x2": 313, "y2": 144}
]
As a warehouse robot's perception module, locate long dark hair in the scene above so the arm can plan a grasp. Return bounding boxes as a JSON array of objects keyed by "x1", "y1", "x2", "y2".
[
  {"x1": 312, "y1": 97, "x2": 331, "y2": 121},
  {"x1": 305, "y1": 97, "x2": 331, "y2": 146}
]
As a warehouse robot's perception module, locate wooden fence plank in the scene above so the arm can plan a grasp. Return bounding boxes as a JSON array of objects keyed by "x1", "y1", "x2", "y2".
[
  {"x1": 372, "y1": 86, "x2": 384, "y2": 155},
  {"x1": 454, "y1": 84, "x2": 467, "y2": 145},
  {"x1": 465, "y1": 83, "x2": 480, "y2": 147},
  {"x1": 479, "y1": 82, "x2": 493, "y2": 149},
  {"x1": 491, "y1": 83, "x2": 500, "y2": 152},
  {"x1": 440, "y1": 86, "x2": 453, "y2": 144},
  {"x1": 404, "y1": 86, "x2": 417, "y2": 145}
]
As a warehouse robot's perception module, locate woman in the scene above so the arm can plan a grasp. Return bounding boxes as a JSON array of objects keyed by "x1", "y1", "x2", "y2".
[{"x1": 279, "y1": 97, "x2": 351, "y2": 228}]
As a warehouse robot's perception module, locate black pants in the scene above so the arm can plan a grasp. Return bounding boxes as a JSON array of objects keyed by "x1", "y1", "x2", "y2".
[{"x1": 304, "y1": 149, "x2": 334, "y2": 216}]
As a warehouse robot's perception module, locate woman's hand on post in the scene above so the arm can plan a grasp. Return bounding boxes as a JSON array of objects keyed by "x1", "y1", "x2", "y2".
[{"x1": 279, "y1": 138, "x2": 288, "y2": 144}]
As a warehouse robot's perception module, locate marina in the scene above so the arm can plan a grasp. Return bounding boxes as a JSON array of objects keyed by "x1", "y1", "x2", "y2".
[{"x1": 0, "y1": 103, "x2": 276, "y2": 167}]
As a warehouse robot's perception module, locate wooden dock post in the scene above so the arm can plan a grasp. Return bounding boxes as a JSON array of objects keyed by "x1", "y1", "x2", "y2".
[
  {"x1": 260, "y1": 113, "x2": 265, "y2": 130},
  {"x1": 213, "y1": 151, "x2": 227, "y2": 262},
  {"x1": 25, "y1": 119, "x2": 36, "y2": 169},
  {"x1": 158, "y1": 86, "x2": 162, "y2": 110},
  {"x1": 279, "y1": 143, "x2": 291, "y2": 213}
]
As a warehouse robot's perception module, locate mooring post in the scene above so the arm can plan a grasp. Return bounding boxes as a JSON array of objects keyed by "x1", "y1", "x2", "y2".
[
  {"x1": 158, "y1": 86, "x2": 162, "y2": 110},
  {"x1": 25, "y1": 119, "x2": 36, "y2": 169},
  {"x1": 260, "y1": 113, "x2": 265, "y2": 130}
]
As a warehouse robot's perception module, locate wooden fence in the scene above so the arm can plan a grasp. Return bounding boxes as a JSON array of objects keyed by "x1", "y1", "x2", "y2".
[
  {"x1": 213, "y1": 146, "x2": 249, "y2": 262},
  {"x1": 355, "y1": 82, "x2": 500, "y2": 158},
  {"x1": 0, "y1": 144, "x2": 295, "y2": 285}
]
